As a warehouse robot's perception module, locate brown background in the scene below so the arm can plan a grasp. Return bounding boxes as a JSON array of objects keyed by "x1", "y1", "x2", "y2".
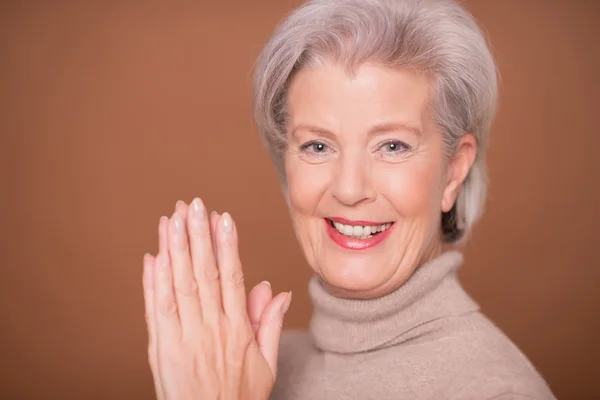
[{"x1": 1, "y1": 1, "x2": 598, "y2": 399}]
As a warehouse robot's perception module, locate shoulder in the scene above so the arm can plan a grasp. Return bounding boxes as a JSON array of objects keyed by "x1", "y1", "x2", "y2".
[
  {"x1": 483, "y1": 394, "x2": 552, "y2": 400},
  {"x1": 400, "y1": 311, "x2": 556, "y2": 399}
]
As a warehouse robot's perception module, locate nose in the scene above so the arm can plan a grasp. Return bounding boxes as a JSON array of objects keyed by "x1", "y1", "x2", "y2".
[{"x1": 330, "y1": 150, "x2": 376, "y2": 206}]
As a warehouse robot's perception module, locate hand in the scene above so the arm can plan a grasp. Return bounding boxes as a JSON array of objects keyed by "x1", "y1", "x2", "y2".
[{"x1": 142, "y1": 198, "x2": 292, "y2": 400}]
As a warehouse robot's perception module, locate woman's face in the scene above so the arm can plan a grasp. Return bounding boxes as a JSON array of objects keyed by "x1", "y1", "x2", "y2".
[{"x1": 284, "y1": 61, "x2": 473, "y2": 299}]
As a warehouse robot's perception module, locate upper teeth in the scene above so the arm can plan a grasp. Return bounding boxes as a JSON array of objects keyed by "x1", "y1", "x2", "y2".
[{"x1": 332, "y1": 221, "x2": 392, "y2": 238}]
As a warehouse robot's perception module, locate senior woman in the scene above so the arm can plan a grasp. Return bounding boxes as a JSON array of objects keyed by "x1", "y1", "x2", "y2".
[{"x1": 142, "y1": 0, "x2": 556, "y2": 399}]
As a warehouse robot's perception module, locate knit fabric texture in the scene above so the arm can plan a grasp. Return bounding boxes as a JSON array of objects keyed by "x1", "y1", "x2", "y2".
[{"x1": 271, "y1": 251, "x2": 555, "y2": 400}]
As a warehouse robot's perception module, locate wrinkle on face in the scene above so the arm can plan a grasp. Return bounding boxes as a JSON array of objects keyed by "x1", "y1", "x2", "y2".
[{"x1": 284, "y1": 60, "x2": 448, "y2": 299}]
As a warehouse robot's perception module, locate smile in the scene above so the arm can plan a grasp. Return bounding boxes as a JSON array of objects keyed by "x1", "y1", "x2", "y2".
[{"x1": 324, "y1": 218, "x2": 396, "y2": 250}]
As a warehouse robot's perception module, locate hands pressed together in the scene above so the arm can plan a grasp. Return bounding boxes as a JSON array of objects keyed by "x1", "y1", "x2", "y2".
[{"x1": 142, "y1": 198, "x2": 292, "y2": 400}]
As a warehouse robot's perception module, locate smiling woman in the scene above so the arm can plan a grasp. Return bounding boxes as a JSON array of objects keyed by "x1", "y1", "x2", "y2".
[
  {"x1": 283, "y1": 63, "x2": 457, "y2": 297},
  {"x1": 142, "y1": 0, "x2": 557, "y2": 399}
]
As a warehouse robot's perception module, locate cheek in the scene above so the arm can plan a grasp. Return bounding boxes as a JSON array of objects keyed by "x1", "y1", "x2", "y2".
[
  {"x1": 377, "y1": 158, "x2": 443, "y2": 218},
  {"x1": 284, "y1": 156, "x2": 331, "y2": 217}
]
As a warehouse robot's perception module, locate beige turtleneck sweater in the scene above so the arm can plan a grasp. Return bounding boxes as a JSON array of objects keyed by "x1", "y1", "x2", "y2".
[{"x1": 271, "y1": 251, "x2": 555, "y2": 399}]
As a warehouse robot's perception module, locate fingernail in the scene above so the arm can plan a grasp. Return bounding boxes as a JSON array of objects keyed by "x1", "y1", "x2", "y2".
[
  {"x1": 261, "y1": 280, "x2": 271, "y2": 287},
  {"x1": 192, "y1": 198, "x2": 205, "y2": 214},
  {"x1": 221, "y1": 212, "x2": 233, "y2": 234},
  {"x1": 191, "y1": 198, "x2": 206, "y2": 226},
  {"x1": 281, "y1": 291, "x2": 292, "y2": 314},
  {"x1": 172, "y1": 212, "x2": 184, "y2": 234},
  {"x1": 211, "y1": 210, "x2": 218, "y2": 219},
  {"x1": 176, "y1": 200, "x2": 184, "y2": 208}
]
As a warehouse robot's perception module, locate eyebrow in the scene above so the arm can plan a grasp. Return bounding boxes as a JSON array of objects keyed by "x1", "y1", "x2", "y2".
[
  {"x1": 291, "y1": 121, "x2": 422, "y2": 138},
  {"x1": 291, "y1": 124, "x2": 337, "y2": 140},
  {"x1": 368, "y1": 122, "x2": 423, "y2": 137}
]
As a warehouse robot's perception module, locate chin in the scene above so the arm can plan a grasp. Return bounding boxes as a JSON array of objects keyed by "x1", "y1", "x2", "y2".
[{"x1": 316, "y1": 253, "x2": 399, "y2": 296}]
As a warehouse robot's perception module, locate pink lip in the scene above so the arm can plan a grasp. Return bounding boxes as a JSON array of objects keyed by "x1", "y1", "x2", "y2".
[{"x1": 324, "y1": 218, "x2": 395, "y2": 250}]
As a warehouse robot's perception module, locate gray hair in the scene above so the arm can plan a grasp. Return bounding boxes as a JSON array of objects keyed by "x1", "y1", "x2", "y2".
[{"x1": 253, "y1": 0, "x2": 498, "y2": 243}]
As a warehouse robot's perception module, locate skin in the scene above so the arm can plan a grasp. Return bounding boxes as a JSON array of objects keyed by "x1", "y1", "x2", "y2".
[
  {"x1": 284, "y1": 60, "x2": 476, "y2": 299},
  {"x1": 142, "y1": 61, "x2": 475, "y2": 398},
  {"x1": 143, "y1": 199, "x2": 292, "y2": 399}
]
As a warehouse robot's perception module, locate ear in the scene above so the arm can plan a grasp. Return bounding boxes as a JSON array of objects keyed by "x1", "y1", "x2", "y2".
[{"x1": 441, "y1": 134, "x2": 477, "y2": 212}]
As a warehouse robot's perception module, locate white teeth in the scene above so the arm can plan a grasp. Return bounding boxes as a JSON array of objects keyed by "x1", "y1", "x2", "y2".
[
  {"x1": 331, "y1": 220, "x2": 393, "y2": 238},
  {"x1": 343, "y1": 225, "x2": 353, "y2": 236}
]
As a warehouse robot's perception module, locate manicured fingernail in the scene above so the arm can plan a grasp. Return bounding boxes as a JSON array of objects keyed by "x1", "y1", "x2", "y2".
[
  {"x1": 191, "y1": 198, "x2": 206, "y2": 226},
  {"x1": 172, "y1": 212, "x2": 184, "y2": 234},
  {"x1": 281, "y1": 291, "x2": 292, "y2": 314},
  {"x1": 261, "y1": 280, "x2": 271, "y2": 287},
  {"x1": 221, "y1": 212, "x2": 233, "y2": 234},
  {"x1": 192, "y1": 198, "x2": 205, "y2": 214}
]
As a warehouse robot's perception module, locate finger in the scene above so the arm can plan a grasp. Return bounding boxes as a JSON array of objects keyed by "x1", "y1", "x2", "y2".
[
  {"x1": 257, "y1": 291, "x2": 292, "y2": 378},
  {"x1": 210, "y1": 211, "x2": 220, "y2": 258},
  {"x1": 188, "y1": 198, "x2": 222, "y2": 322},
  {"x1": 216, "y1": 212, "x2": 248, "y2": 322},
  {"x1": 175, "y1": 200, "x2": 189, "y2": 222},
  {"x1": 158, "y1": 216, "x2": 168, "y2": 255},
  {"x1": 155, "y1": 217, "x2": 181, "y2": 345},
  {"x1": 168, "y1": 210, "x2": 203, "y2": 334},
  {"x1": 247, "y1": 281, "x2": 272, "y2": 335},
  {"x1": 142, "y1": 253, "x2": 164, "y2": 400}
]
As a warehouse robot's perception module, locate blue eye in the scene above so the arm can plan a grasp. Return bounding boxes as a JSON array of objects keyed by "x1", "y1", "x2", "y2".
[
  {"x1": 381, "y1": 140, "x2": 411, "y2": 153},
  {"x1": 300, "y1": 141, "x2": 329, "y2": 153},
  {"x1": 312, "y1": 143, "x2": 326, "y2": 152}
]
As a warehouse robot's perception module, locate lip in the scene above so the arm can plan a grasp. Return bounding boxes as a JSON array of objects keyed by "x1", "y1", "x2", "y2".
[
  {"x1": 324, "y1": 218, "x2": 395, "y2": 250},
  {"x1": 328, "y1": 216, "x2": 391, "y2": 226}
]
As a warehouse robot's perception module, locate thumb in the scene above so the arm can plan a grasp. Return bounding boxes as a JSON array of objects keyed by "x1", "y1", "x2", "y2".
[
  {"x1": 256, "y1": 291, "x2": 292, "y2": 377},
  {"x1": 247, "y1": 281, "x2": 273, "y2": 335}
]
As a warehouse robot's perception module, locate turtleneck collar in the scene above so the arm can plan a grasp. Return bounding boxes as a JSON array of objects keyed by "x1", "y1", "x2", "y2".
[{"x1": 308, "y1": 251, "x2": 479, "y2": 354}]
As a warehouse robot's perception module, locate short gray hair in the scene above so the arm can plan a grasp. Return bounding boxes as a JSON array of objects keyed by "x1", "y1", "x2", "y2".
[{"x1": 253, "y1": 0, "x2": 498, "y2": 243}]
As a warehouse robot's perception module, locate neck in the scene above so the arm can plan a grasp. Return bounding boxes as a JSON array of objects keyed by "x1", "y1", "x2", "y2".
[{"x1": 308, "y1": 250, "x2": 479, "y2": 354}]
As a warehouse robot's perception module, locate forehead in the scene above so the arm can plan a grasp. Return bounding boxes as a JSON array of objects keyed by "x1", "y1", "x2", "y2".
[{"x1": 287, "y1": 61, "x2": 431, "y2": 130}]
